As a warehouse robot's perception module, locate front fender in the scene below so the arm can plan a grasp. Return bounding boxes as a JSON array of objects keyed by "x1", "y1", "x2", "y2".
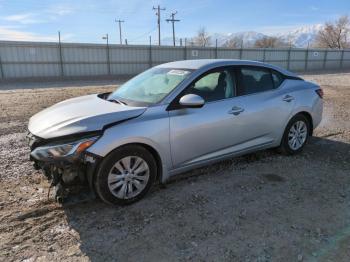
[{"x1": 86, "y1": 107, "x2": 172, "y2": 183}]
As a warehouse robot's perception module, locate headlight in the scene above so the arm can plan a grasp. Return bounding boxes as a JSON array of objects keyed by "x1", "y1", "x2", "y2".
[{"x1": 31, "y1": 136, "x2": 99, "y2": 161}]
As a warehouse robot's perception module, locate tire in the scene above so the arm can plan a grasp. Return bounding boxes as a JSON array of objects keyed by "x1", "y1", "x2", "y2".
[
  {"x1": 278, "y1": 114, "x2": 311, "y2": 155},
  {"x1": 94, "y1": 145, "x2": 157, "y2": 205}
]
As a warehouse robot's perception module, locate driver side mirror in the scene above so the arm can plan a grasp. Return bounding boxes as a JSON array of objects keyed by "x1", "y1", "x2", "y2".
[{"x1": 179, "y1": 94, "x2": 205, "y2": 108}]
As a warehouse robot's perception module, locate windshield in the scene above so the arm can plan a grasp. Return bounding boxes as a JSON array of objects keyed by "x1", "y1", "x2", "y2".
[{"x1": 108, "y1": 67, "x2": 193, "y2": 105}]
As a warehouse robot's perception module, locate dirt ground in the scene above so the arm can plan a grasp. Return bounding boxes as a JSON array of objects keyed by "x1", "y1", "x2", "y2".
[{"x1": 0, "y1": 73, "x2": 349, "y2": 262}]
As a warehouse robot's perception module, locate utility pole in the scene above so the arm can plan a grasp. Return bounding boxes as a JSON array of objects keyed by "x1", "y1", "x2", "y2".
[
  {"x1": 149, "y1": 36, "x2": 152, "y2": 68},
  {"x1": 153, "y1": 5, "x2": 166, "y2": 46},
  {"x1": 58, "y1": 31, "x2": 64, "y2": 77},
  {"x1": 102, "y1": 34, "x2": 110, "y2": 75},
  {"x1": 115, "y1": 19, "x2": 125, "y2": 44},
  {"x1": 166, "y1": 11, "x2": 180, "y2": 46}
]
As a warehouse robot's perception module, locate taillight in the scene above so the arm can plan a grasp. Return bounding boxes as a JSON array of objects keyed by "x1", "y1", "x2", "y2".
[{"x1": 315, "y1": 89, "x2": 324, "y2": 99}]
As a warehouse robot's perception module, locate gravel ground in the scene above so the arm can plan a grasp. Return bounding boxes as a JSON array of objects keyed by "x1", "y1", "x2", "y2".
[{"x1": 0, "y1": 73, "x2": 349, "y2": 262}]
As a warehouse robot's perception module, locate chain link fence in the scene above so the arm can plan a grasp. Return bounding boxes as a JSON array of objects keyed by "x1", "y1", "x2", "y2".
[{"x1": 0, "y1": 40, "x2": 350, "y2": 80}]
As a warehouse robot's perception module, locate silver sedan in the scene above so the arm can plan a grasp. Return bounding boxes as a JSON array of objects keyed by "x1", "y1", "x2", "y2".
[{"x1": 28, "y1": 59, "x2": 323, "y2": 204}]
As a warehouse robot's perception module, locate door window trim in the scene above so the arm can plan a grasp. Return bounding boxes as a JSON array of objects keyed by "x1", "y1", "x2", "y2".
[{"x1": 166, "y1": 65, "x2": 298, "y2": 110}]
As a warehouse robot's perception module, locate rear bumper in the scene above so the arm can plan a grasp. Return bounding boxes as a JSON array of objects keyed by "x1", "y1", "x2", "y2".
[{"x1": 312, "y1": 98, "x2": 323, "y2": 129}]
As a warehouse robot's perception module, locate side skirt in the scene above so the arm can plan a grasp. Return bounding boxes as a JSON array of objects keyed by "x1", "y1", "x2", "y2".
[{"x1": 167, "y1": 142, "x2": 276, "y2": 178}]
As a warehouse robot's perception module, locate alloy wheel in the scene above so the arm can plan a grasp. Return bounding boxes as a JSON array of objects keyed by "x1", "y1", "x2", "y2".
[
  {"x1": 107, "y1": 156, "x2": 150, "y2": 199},
  {"x1": 288, "y1": 120, "x2": 308, "y2": 150}
]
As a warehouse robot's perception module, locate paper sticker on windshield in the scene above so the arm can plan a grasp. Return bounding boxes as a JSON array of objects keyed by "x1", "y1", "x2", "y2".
[{"x1": 167, "y1": 70, "x2": 190, "y2": 76}]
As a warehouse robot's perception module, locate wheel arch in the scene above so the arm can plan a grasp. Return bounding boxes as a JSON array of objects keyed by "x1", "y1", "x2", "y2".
[
  {"x1": 93, "y1": 141, "x2": 165, "y2": 185},
  {"x1": 126, "y1": 142, "x2": 163, "y2": 184},
  {"x1": 294, "y1": 111, "x2": 314, "y2": 136}
]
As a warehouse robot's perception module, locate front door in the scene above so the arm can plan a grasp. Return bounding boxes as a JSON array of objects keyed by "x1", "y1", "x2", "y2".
[{"x1": 169, "y1": 67, "x2": 242, "y2": 167}]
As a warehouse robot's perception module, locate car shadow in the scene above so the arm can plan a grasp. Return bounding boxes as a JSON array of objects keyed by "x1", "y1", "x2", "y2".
[{"x1": 62, "y1": 136, "x2": 350, "y2": 261}]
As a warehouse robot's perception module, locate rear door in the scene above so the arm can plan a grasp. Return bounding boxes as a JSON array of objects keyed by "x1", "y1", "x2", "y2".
[{"x1": 229, "y1": 66, "x2": 295, "y2": 147}]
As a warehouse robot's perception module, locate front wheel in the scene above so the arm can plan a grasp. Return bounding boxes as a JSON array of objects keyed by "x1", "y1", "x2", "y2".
[
  {"x1": 279, "y1": 114, "x2": 311, "y2": 155},
  {"x1": 94, "y1": 145, "x2": 157, "y2": 205}
]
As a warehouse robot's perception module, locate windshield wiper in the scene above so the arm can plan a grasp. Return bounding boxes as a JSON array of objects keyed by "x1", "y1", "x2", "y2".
[{"x1": 108, "y1": 98, "x2": 128, "y2": 106}]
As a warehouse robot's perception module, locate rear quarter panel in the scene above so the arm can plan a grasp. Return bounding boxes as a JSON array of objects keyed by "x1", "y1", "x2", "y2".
[{"x1": 283, "y1": 79, "x2": 323, "y2": 130}]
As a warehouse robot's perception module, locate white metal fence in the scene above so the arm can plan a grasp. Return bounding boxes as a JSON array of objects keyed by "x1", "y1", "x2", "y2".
[{"x1": 1, "y1": 40, "x2": 350, "y2": 80}]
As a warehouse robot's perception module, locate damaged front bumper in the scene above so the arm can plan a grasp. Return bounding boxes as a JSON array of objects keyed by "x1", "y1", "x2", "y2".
[{"x1": 27, "y1": 132, "x2": 102, "y2": 201}]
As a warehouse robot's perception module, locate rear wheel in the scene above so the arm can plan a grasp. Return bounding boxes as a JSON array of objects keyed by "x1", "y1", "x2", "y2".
[
  {"x1": 279, "y1": 114, "x2": 310, "y2": 155},
  {"x1": 94, "y1": 145, "x2": 157, "y2": 205}
]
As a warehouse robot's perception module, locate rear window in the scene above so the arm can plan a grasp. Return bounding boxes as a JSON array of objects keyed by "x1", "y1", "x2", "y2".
[
  {"x1": 271, "y1": 70, "x2": 284, "y2": 88},
  {"x1": 239, "y1": 67, "x2": 274, "y2": 95}
]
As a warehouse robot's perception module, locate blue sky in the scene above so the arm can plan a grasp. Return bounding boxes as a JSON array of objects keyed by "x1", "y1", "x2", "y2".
[{"x1": 0, "y1": 0, "x2": 349, "y2": 44}]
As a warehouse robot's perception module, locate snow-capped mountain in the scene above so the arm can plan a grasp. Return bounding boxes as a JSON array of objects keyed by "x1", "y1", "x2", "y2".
[
  {"x1": 211, "y1": 31, "x2": 266, "y2": 47},
  {"x1": 162, "y1": 24, "x2": 323, "y2": 47},
  {"x1": 278, "y1": 24, "x2": 323, "y2": 47},
  {"x1": 211, "y1": 24, "x2": 323, "y2": 47}
]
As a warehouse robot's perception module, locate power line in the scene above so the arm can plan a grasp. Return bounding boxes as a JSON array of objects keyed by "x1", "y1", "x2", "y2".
[
  {"x1": 166, "y1": 11, "x2": 180, "y2": 46},
  {"x1": 153, "y1": 5, "x2": 166, "y2": 46},
  {"x1": 128, "y1": 26, "x2": 157, "y2": 42},
  {"x1": 115, "y1": 19, "x2": 125, "y2": 44}
]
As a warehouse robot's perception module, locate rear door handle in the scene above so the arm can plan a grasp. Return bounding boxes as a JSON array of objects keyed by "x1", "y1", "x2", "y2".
[
  {"x1": 228, "y1": 106, "x2": 244, "y2": 115},
  {"x1": 283, "y1": 95, "x2": 294, "y2": 102}
]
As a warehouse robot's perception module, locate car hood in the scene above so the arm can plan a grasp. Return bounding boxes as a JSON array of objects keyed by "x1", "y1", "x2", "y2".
[{"x1": 28, "y1": 94, "x2": 147, "y2": 139}]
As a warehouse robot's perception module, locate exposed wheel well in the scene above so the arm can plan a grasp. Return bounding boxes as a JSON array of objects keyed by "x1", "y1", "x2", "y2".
[{"x1": 295, "y1": 111, "x2": 313, "y2": 136}]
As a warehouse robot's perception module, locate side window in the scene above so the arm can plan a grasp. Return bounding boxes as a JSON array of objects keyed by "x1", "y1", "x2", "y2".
[
  {"x1": 271, "y1": 70, "x2": 284, "y2": 88},
  {"x1": 194, "y1": 72, "x2": 220, "y2": 91},
  {"x1": 238, "y1": 67, "x2": 274, "y2": 95},
  {"x1": 186, "y1": 69, "x2": 235, "y2": 102}
]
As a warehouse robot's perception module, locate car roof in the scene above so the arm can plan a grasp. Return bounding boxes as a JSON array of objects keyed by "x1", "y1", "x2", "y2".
[{"x1": 157, "y1": 59, "x2": 299, "y2": 78}]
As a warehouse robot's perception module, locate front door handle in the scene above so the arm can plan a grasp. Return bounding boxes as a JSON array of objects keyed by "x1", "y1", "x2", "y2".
[
  {"x1": 228, "y1": 106, "x2": 244, "y2": 115},
  {"x1": 283, "y1": 95, "x2": 294, "y2": 102}
]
